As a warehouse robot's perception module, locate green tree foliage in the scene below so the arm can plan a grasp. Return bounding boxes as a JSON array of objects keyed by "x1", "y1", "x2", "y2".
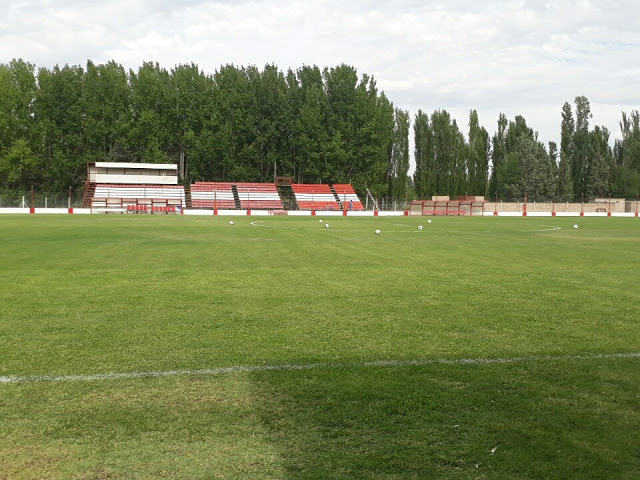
[
  {"x1": 0, "y1": 60, "x2": 41, "y2": 193},
  {"x1": 467, "y1": 110, "x2": 490, "y2": 196},
  {"x1": 388, "y1": 108, "x2": 410, "y2": 203},
  {"x1": 0, "y1": 139, "x2": 41, "y2": 190},
  {"x1": 412, "y1": 109, "x2": 467, "y2": 198},
  {"x1": 558, "y1": 96, "x2": 615, "y2": 200},
  {"x1": 614, "y1": 111, "x2": 640, "y2": 169},
  {"x1": 0, "y1": 60, "x2": 37, "y2": 151},
  {"x1": 572, "y1": 96, "x2": 592, "y2": 197},
  {"x1": 82, "y1": 60, "x2": 130, "y2": 160},
  {"x1": 490, "y1": 115, "x2": 556, "y2": 201},
  {"x1": 586, "y1": 126, "x2": 613, "y2": 199},
  {"x1": 413, "y1": 110, "x2": 432, "y2": 198},
  {"x1": 547, "y1": 141, "x2": 559, "y2": 199},
  {"x1": 0, "y1": 59, "x2": 402, "y2": 200},
  {"x1": 611, "y1": 111, "x2": 640, "y2": 198},
  {"x1": 35, "y1": 64, "x2": 86, "y2": 190},
  {"x1": 127, "y1": 62, "x2": 172, "y2": 165},
  {"x1": 557, "y1": 102, "x2": 575, "y2": 201},
  {"x1": 489, "y1": 113, "x2": 508, "y2": 200},
  {"x1": 3, "y1": 58, "x2": 637, "y2": 204}
]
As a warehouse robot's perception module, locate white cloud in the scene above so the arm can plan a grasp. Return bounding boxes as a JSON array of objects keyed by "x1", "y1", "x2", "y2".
[{"x1": 1, "y1": 0, "x2": 639, "y2": 157}]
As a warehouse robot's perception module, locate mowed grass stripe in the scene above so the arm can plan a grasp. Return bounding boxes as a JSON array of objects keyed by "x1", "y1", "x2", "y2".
[{"x1": 1, "y1": 351, "x2": 639, "y2": 384}]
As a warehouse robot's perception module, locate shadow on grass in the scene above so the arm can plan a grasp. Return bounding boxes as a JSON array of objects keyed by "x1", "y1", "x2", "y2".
[{"x1": 251, "y1": 359, "x2": 640, "y2": 479}]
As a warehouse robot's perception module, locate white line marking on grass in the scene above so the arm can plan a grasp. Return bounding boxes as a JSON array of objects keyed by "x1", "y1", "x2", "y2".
[
  {"x1": 1, "y1": 352, "x2": 638, "y2": 385},
  {"x1": 452, "y1": 231, "x2": 505, "y2": 239},
  {"x1": 452, "y1": 225, "x2": 562, "y2": 238},
  {"x1": 250, "y1": 221, "x2": 299, "y2": 230},
  {"x1": 527, "y1": 225, "x2": 561, "y2": 232}
]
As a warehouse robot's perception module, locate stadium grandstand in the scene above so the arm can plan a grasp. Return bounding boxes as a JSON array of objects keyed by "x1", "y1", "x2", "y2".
[
  {"x1": 332, "y1": 184, "x2": 365, "y2": 210},
  {"x1": 190, "y1": 182, "x2": 237, "y2": 209},
  {"x1": 235, "y1": 183, "x2": 283, "y2": 210},
  {"x1": 291, "y1": 184, "x2": 341, "y2": 211},
  {"x1": 84, "y1": 162, "x2": 185, "y2": 212},
  {"x1": 83, "y1": 162, "x2": 365, "y2": 213}
]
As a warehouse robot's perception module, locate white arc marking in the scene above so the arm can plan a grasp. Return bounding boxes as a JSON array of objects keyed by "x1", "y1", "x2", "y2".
[{"x1": 1, "y1": 352, "x2": 638, "y2": 385}]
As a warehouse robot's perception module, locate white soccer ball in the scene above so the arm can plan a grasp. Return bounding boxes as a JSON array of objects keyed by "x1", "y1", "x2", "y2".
[
  {"x1": 375, "y1": 229, "x2": 381, "y2": 235},
  {"x1": 427, "y1": 219, "x2": 432, "y2": 224},
  {"x1": 418, "y1": 225, "x2": 423, "y2": 230},
  {"x1": 229, "y1": 221, "x2": 234, "y2": 225},
  {"x1": 319, "y1": 219, "x2": 323, "y2": 223},
  {"x1": 573, "y1": 224, "x2": 578, "y2": 229},
  {"x1": 325, "y1": 223, "x2": 330, "y2": 228}
]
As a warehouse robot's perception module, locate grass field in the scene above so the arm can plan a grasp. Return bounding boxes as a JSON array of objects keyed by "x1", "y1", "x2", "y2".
[{"x1": 1, "y1": 214, "x2": 639, "y2": 479}]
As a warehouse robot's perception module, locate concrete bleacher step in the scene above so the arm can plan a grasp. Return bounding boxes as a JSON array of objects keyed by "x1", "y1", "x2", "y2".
[
  {"x1": 329, "y1": 184, "x2": 343, "y2": 210},
  {"x1": 231, "y1": 184, "x2": 241, "y2": 209},
  {"x1": 184, "y1": 184, "x2": 192, "y2": 208},
  {"x1": 82, "y1": 182, "x2": 96, "y2": 207},
  {"x1": 277, "y1": 184, "x2": 297, "y2": 211}
]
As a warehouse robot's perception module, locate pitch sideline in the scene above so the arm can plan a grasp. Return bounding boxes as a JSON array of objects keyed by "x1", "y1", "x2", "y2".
[{"x1": 1, "y1": 352, "x2": 638, "y2": 385}]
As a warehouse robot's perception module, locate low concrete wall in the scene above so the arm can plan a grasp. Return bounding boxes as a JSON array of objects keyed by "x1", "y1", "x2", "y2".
[
  {"x1": 0, "y1": 208, "x2": 30, "y2": 214},
  {"x1": 0, "y1": 207, "x2": 636, "y2": 218},
  {"x1": 484, "y1": 201, "x2": 626, "y2": 213},
  {"x1": 34, "y1": 208, "x2": 71, "y2": 214}
]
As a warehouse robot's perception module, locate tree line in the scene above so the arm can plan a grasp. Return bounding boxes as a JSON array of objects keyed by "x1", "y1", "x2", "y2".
[
  {"x1": 414, "y1": 98, "x2": 640, "y2": 202},
  {"x1": 1, "y1": 58, "x2": 639, "y2": 204}
]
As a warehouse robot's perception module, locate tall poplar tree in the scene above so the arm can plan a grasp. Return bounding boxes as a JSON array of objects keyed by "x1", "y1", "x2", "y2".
[
  {"x1": 413, "y1": 110, "x2": 432, "y2": 198},
  {"x1": 558, "y1": 102, "x2": 575, "y2": 201},
  {"x1": 489, "y1": 113, "x2": 508, "y2": 200},
  {"x1": 572, "y1": 96, "x2": 592, "y2": 198},
  {"x1": 389, "y1": 108, "x2": 410, "y2": 203},
  {"x1": 467, "y1": 109, "x2": 490, "y2": 196}
]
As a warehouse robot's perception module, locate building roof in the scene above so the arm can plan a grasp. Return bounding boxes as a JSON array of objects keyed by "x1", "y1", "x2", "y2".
[{"x1": 93, "y1": 162, "x2": 178, "y2": 170}]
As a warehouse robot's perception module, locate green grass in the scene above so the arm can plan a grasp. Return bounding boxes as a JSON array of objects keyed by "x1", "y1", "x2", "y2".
[{"x1": 1, "y1": 215, "x2": 639, "y2": 479}]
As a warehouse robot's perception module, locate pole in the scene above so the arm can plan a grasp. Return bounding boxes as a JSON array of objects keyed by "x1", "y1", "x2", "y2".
[
  {"x1": 581, "y1": 193, "x2": 584, "y2": 217},
  {"x1": 274, "y1": 161, "x2": 276, "y2": 184},
  {"x1": 31, "y1": 186, "x2": 34, "y2": 207},
  {"x1": 68, "y1": 187, "x2": 72, "y2": 209}
]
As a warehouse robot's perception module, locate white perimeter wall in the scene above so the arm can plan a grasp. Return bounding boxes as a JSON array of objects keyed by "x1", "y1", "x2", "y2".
[{"x1": 1, "y1": 208, "x2": 638, "y2": 218}]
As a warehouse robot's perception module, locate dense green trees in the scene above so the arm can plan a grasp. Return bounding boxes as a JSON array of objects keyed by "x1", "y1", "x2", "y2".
[
  {"x1": 612, "y1": 111, "x2": 640, "y2": 198},
  {"x1": 558, "y1": 97, "x2": 624, "y2": 201},
  {"x1": 413, "y1": 109, "x2": 467, "y2": 198},
  {"x1": 1, "y1": 57, "x2": 638, "y2": 205},
  {"x1": 0, "y1": 59, "x2": 403, "y2": 202},
  {"x1": 411, "y1": 97, "x2": 636, "y2": 203},
  {"x1": 388, "y1": 108, "x2": 410, "y2": 202}
]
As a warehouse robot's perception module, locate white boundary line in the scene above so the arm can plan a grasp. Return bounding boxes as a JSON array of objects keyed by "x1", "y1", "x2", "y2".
[
  {"x1": 1, "y1": 352, "x2": 638, "y2": 385},
  {"x1": 528, "y1": 225, "x2": 562, "y2": 232}
]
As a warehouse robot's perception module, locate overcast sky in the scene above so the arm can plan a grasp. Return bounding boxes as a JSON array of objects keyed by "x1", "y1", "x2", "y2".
[{"x1": 2, "y1": 0, "x2": 639, "y2": 156}]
